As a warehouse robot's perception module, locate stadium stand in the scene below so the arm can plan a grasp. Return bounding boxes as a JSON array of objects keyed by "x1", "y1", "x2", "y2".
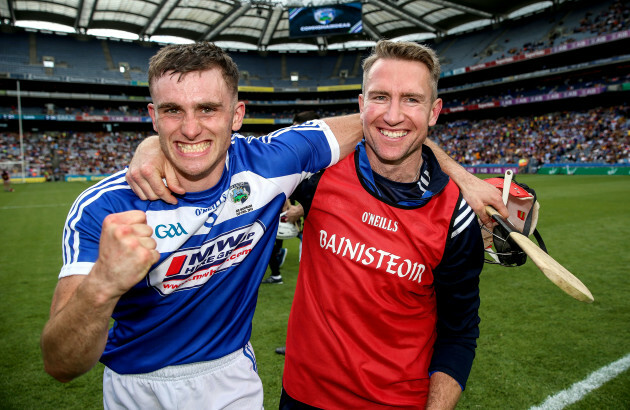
[
  {"x1": 0, "y1": 0, "x2": 628, "y2": 178},
  {"x1": 1, "y1": 104, "x2": 627, "y2": 180}
]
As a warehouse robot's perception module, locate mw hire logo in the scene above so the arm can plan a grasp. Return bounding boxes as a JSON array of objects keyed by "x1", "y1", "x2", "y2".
[{"x1": 148, "y1": 222, "x2": 265, "y2": 295}]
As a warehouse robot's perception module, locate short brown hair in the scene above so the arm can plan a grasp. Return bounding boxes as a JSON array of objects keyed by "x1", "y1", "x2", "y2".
[
  {"x1": 293, "y1": 111, "x2": 320, "y2": 124},
  {"x1": 148, "y1": 42, "x2": 240, "y2": 100},
  {"x1": 362, "y1": 40, "x2": 441, "y2": 101}
]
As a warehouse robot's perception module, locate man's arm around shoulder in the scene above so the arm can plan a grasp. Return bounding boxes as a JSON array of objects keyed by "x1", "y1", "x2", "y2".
[
  {"x1": 322, "y1": 113, "x2": 363, "y2": 160},
  {"x1": 425, "y1": 138, "x2": 508, "y2": 225}
]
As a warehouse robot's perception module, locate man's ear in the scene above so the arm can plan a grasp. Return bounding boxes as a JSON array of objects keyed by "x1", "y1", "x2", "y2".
[
  {"x1": 232, "y1": 101, "x2": 246, "y2": 131},
  {"x1": 147, "y1": 103, "x2": 158, "y2": 133},
  {"x1": 428, "y1": 98, "x2": 442, "y2": 127},
  {"x1": 358, "y1": 94, "x2": 365, "y2": 121}
]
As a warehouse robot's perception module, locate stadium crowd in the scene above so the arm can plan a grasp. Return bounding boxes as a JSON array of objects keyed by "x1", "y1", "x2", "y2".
[
  {"x1": 433, "y1": 105, "x2": 630, "y2": 166},
  {"x1": 485, "y1": 0, "x2": 630, "y2": 59},
  {"x1": 0, "y1": 130, "x2": 145, "y2": 179},
  {"x1": 1, "y1": 105, "x2": 627, "y2": 178},
  {"x1": 574, "y1": 0, "x2": 629, "y2": 36}
]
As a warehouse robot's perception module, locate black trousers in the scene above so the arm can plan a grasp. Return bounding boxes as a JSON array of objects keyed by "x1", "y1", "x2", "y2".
[
  {"x1": 279, "y1": 388, "x2": 323, "y2": 410},
  {"x1": 268, "y1": 239, "x2": 283, "y2": 276}
]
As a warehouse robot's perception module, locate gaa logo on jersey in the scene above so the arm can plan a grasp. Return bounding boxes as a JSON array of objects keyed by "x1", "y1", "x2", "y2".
[
  {"x1": 229, "y1": 182, "x2": 250, "y2": 204},
  {"x1": 314, "y1": 8, "x2": 335, "y2": 25},
  {"x1": 155, "y1": 223, "x2": 188, "y2": 239}
]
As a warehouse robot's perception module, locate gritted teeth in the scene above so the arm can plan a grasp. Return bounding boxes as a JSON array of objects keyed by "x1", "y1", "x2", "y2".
[
  {"x1": 380, "y1": 129, "x2": 407, "y2": 138},
  {"x1": 177, "y1": 141, "x2": 211, "y2": 153}
]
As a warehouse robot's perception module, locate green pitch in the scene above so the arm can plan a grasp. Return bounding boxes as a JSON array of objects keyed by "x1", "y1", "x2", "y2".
[{"x1": 1, "y1": 175, "x2": 629, "y2": 409}]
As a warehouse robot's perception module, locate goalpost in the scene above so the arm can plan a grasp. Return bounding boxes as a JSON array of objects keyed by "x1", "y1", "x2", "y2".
[{"x1": 1, "y1": 80, "x2": 27, "y2": 183}]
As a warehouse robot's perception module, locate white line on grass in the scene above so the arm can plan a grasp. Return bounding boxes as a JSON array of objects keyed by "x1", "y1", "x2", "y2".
[
  {"x1": 0, "y1": 203, "x2": 70, "y2": 210},
  {"x1": 530, "y1": 353, "x2": 630, "y2": 410}
]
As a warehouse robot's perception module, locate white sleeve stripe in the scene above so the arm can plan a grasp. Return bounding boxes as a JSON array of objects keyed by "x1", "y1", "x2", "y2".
[
  {"x1": 63, "y1": 182, "x2": 132, "y2": 265},
  {"x1": 63, "y1": 171, "x2": 127, "y2": 263},
  {"x1": 315, "y1": 120, "x2": 340, "y2": 167},
  {"x1": 248, "y1": 121, "x2": 339, "y2": 168},
  {"x1": 451, "y1": 199, "x2": 477, "y2": 238},
  {"x1": 452, "y1": 211, "x2": 476, "y2": 238},
  {"x1": 454, "y1": 199, "x2": 473, "y2": 225},
  {"x1": 59, "y1": 262, "x2": 94, "y2": 279}
]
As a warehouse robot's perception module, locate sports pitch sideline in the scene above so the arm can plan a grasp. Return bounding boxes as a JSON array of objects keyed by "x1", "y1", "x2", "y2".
[{"x1": 0, "y1": 175, "x2": 628, "y2": 409}]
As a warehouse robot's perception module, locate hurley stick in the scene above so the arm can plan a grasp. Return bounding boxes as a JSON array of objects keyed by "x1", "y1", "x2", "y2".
[{"x1": 486, "y1": 206, "x2": 594, "y2": 303}]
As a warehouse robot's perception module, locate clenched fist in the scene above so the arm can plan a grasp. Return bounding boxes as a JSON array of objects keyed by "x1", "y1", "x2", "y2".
[{"x1": 92, "y1": 210, "x2": 160, "y2": 299}]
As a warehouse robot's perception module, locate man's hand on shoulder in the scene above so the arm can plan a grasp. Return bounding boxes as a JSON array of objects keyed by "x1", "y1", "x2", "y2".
[
  {"x1": 126, "y1": 135, "x2": 184, "y2": 204},
  {"x1": 457, "y1": 170, "x2": 509, "y2": 227}
]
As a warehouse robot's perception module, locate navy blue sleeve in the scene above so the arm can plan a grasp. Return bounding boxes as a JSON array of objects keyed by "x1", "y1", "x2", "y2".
[
  {"x1": 428, "y1": 197, "x2": 484, "y2": 390},
  {"x1": 289, "y1": 170, "x2": 324, "y2": 218}
]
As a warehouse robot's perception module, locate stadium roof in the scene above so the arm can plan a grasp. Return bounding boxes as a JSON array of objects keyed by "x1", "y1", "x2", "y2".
[{"x1": 1, "y1": 0, "x2": 559, "y2": 51}]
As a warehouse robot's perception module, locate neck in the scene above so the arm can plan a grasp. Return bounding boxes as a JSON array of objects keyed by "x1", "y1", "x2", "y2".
[
  {"x1": 371, "y1": 160, "x2": 422, "y2": 183},
  {"x1": 177, "y1": 164, "x2": 225, "y2": 193},
  {"x1": 367, "y1": 153, "x2": 423, "y2": 183}
]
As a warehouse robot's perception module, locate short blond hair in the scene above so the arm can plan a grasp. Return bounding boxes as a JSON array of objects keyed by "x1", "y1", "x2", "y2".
[{"x1": 362, "y1": 40, "x2": 441, "y2": 101}]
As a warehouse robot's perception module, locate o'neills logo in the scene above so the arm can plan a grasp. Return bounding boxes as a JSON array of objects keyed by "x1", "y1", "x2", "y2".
[
  {"x1": 362, "y1": 212, "x2": 398, "y2": 232},
  {"x1": 319, "y1": 229, "x2": 425, "y2": 284}
]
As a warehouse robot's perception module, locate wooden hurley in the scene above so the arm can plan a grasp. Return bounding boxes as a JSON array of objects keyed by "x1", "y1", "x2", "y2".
[{"x1": 486, "y1": 206, "x2": 594, "y2": 303}]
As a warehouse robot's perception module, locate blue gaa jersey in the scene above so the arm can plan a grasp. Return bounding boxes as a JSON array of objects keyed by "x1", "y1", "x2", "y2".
[{"x1": 60, "y1": 120, "x2": 339, "y2": 374}]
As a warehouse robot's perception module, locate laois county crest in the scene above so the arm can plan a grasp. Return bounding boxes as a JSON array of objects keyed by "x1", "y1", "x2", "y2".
[{"x1": 229, "y1": 182, "x2": 251, "y2": 204}]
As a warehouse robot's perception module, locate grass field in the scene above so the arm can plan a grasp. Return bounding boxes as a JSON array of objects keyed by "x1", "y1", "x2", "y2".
[{"x1": 1, "y1": 175, "x2": 629, "y2": 409}]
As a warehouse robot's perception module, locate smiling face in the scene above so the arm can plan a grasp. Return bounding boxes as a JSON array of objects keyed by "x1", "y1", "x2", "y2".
[
  {"x1": 359, "y1": 58, "x2": 442, "y2": 182},
  {"x1": 147, "y1": 68, "x2": 245, "y2": 192}
]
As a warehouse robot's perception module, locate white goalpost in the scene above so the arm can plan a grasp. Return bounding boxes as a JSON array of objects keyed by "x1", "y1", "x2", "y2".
[{"x1": 1, "y1": 81, "x2": 27, "y2": 183}]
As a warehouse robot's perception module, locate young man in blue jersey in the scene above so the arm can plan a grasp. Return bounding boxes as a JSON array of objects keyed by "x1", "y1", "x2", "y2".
[
  {"x1": 123, "y1": 42, "x2": 508, "y2": 409},
  {"x1": 40, "y1": 41, "x2": 364, "y2": 409}
]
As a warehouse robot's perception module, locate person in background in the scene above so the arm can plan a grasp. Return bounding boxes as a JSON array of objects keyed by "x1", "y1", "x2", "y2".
[{"x1": 2, "y1": 169, "x2": 14, "y2": 192}]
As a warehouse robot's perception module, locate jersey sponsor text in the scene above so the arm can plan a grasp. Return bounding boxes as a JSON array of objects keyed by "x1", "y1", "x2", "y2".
[
  {"x1": 318, "y1": 229, "x2": 425, "y2": 283},
  {"x1": 149, "y1": 223, "x2": 264, "y2": 295}
]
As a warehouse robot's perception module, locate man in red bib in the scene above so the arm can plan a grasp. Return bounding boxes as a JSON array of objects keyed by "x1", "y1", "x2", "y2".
[{"x1": 281, "y1": 40, "x2": 484, "y2": 409}]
